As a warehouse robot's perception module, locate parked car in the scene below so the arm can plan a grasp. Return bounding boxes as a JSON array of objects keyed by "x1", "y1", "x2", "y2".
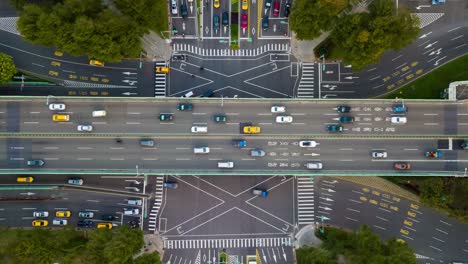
[
  {"x1": 273, "y1": 1, "x2": 280, "y2": 16},
  {"x1": 425, "y1": 151, "x2": 442, "y2": 158},
  {"x1": 327, "y1": 125, "x2": 343, "y2": 132},
  {"x1": 77, "y1": 220, "x2": 94, "y2": 228},
  {"x1": 222, "y1": 12, "x2": 229, "y2": 26},
  {"x1": 262, "y1": 16, "x2": 269, "y2": 30},
  {"x1": 55, "y1": 211, "x2": 71, "y2": 218},
  {"x1": 394, "y1": 162, "x2": 411, "y2": 170},
  {"x1": 306, "y1": 162, "x2": 323, "y2": 170},
  {"x1": 392, "y1": 104, "x2": 408, "y2": 113},
  {"x1": 461, "y1": 140, "x2": 468, "y2": 149},
  {"x1": 337, "y1": 106, "x2": 351, "y2": 113},
  {"x1": 101, "y1": 215, "x2": 117, "y2": 221},
  {"x1": 271, "y1": 106, "x2": 286, "y2": 113},
  {"x1": 97, "y1": 223, "x2": 113, "y2": 229},
  {"x1": 78, "y1": 211, "x2": 94, "y2": 218},
  {"x1": 159, "y1": 113, "x2": 173, "y2": 121},
  {"x1": 233, "y1": 139, "x2": 247, "y2": 148},
  {"x1": 242, "y1": 0, "x2": 248, "y2": 10},
  {"x1": 33, "y1": 211, "x2": 49, "y2": 218},
  {"x1": 214, "y1": 0, "x2": 220, "y2": 8},
  {"x1": 265, "y1": 0, "x2": 272, "y2": 8},
  {"x1": 391, "y1": 116, "x2": 407, "y2": 124},
  {"x1": 128, "y1": 220, "x2": 140, "y2": 229},
  {"x1": 68, "y1": 178, "x2": 84, "y2": 185},
  {"x1": 213, "y1": 15, "x2": 220, "y2": 31},
  {"x1": 214, "y1": 115, "x2": 227, "y2": 123},
  {"x1": 276, "y1": 116, "x2": 293, "y2": 123},
  {"x1": 252, "y1": 189, "x2": 268, "y2": 197},
  {"x1": 48, "y1": 103, "x2": 66, "y2": 111},
  {"x1": 77, "y1": 125, "x2": 93, "y2": 132},
  {"x1": 27, "y1": 159, "x2": 44, "y2": 167},
  {"x1": 52, "y1": 219, "x2": 68, "y2": 225},
  {"x1": 372, "y1": 151, "x2": 387, "y2": 159},
  {"x1": 178, "y1": 103, "x2": 193, "y2": 111},
  {"x1": 241, "y1": 14, "x2": 248, "y2": 30},
  {"x1": 163, "y1": 182, "x2": 178, "y2": 188},
  {"x1": 338, "y1": 116, "x2": 354, "y2": 123},
  {"x1": 170, "y1": 0, "x2": 178, "y2": 15},
  {"x1": 299, "y1": 141, "x2": 318, "y2": 147},
  {"x1": 284, "y1": 2, "x2": 291, "y2": 17},
  {"x1": 250, "y1": 149, "x2": 266, "y2": 157}
]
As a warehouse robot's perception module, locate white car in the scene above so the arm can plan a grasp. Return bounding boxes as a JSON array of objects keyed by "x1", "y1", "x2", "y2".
[
  {"x1": 123, "y1": 208, "x2": 139, "y2": 215},
  {"x1": 127, "y1": 199, "x2": 143, "y2": 206},
  {"x1": 48, "y1": 103, "x2": 66, "y2": 111},
  {"x1": 299, "y1": 141, "x2": 318, "y2": 148},
  {"x1": 306, "y1": 162, "x2": 323, "y2": 170},
  {"x1": 391, "y1": 116, "x2": 407, "y2": 124},
  {"x1": 372, "y1": 151, "x2": 388, "y2": 159},
  {"x1": 191, "y1": 126, "x2": 208, "y2": 133},
  {"x1": 52, "y1": 219, "x2": 68, "y2": 225},
  {"x1": 33, "y1": 211, "x2": 49, "y2": 218},
  {"x1": 170, "y1": 0, "x2": 178, "y2": 15},
  {"x1": 77, "y1": 125, "x2": 93, "y2": 132},
  {"x1": 271, "y1": 106, "x2": 286, "y2": 113},
  {"x1": 276, "y1": 116, "x2": 293, "y2": 123}
]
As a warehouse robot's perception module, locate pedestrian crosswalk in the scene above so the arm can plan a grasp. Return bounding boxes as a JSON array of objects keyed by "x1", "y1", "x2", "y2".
[
  {"x1": 413, "y1": 13, "x2": 444, "y2": 29},
  {"x1": 297, "y1": 176, "x2": 315, "y2": 225},
  {"x1": 163, "y1": 237, "x2": 292, "y2": 249},
  {"x1": 172, "y1": 43, "x2": 290, "y2": 57},
  {"x1": 148, "y1": 176, "x2": 164, "y2": 232},
  {"x1": 0, "y1": 17, "x2": 20, "y2": 35},
  {"x1": 297, "y1": 62, "x2": 316, "y2": 98},
  {"x1": 154, "y1": 62, "x2": 167, "y2": 97}
]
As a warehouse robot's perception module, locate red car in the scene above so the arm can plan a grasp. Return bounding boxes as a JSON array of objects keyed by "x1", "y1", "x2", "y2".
[
  {"x1": 241, "y1": 14, "x2": 248, "y2": 29},
  {"x1": 273, "y1": 1, "x2": 280, "y2": 17},
  {"x1": 394, "y1": 162, "x2": 411, "y2": 170}
]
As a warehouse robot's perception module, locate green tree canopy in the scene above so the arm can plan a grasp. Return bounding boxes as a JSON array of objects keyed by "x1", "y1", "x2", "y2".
[
  {"x1": 330, "y1": 0, "x2": 420, "y2": 70},
  {"x1": 16, "y1": 0, "x2": 148, "y2": 62},
  {"x1": 0, "y1": 52, "x2": 16, "y2": 84}
]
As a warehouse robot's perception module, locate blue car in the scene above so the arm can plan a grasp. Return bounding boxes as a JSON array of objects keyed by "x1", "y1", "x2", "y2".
[
  {"x1": 327, "y1": 124, "x2": 343, "y2": 132},
  {"x1": 336, "y1": 106, "x2": 351, "y2": 113},
  {"x1": 163, "y1": 182, "x2": 178, "y2": 188},
  {"x1": 392, "y1": 105, "x2": 408, "y2": 113},
  {"x1": 233, "y1": 139, "x2": 247, "y2": 148},
  {"x1": 213, "y1": 15, "x2": 220, "y2": 31},
  {"x1": 432, "y1": 0, "x2": 445, "y2": 5}
]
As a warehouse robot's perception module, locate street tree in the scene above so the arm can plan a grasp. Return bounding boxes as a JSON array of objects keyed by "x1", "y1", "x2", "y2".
[
  {"x1": 134, "y1": 252, "x2": 163, "y2": 264},
  {"x1": 290, "y1": 0, "x2": 349, "y2": 40},
  {"x1": 114, "y1": 0, "x2": 167, "y2": 32},
  {"x1": 0, "y1": 52, "x2": 16, "y2": 84}
]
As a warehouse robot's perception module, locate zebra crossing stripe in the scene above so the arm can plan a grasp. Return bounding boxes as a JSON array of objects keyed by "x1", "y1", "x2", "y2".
[{"x1": 163, "y1": 237, "x2": 292, "y2": 249}]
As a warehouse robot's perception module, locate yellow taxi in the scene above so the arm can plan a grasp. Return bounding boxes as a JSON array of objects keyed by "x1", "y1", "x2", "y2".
[
  {"x1": 52, "y1": 114, "x2": 70, "y2": 122},
  {"x1": 214, "y1": 0, "x2": 220, "y2": 8},
  {"x1": 97, "y1": 223, "x2": 113, "y2": 229},
  {"x1": 403, "y1": 219, "x2": 413, "y2": 226},
  {"x1": 54, "y1": 51, "x2": 63, "y2": 56},
  {"x1": 396, "y1": 238, "x2": 406, "y2": 244},
  {"x1": 56, "y1": 211, "x2": 71, "y2": 218},
  {"x1": 89, "y1": 60, "x2": 104, "y2": 67},
  {"x1": 32, "y1": 220, "x2": 48, "y2": 227},
  {"x1": 243, "y1": 126, "x2": 261, "y2": 134},
  {"x1": 400, "y1": 229, "x2": 409, "y2": 235},
  {"x1": 17, "y1": 176, "x2": 34, "y2": 183},
  {"x1": 242, "y1": 0, "x2": 248, "y2": 10},
  {"x1": 156, "y1": 67, "x2": 170, "y2": 73}
]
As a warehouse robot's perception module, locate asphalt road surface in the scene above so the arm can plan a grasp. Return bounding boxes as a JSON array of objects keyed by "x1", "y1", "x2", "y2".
[{"x1": 1, "y1": 98, "x2": 468, "y2": 174}]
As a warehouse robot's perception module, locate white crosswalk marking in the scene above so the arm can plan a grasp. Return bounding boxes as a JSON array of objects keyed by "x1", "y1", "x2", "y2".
[
  {"x1": 0, "y1": 17, "x2": 20, "y2": 35},
  {"x1": 154, "y1": 62, "x2": 167, "y2": 97},
  {"x1": 163, "y1": 237, "x2": 292, "y2": 249},
  {"x1": 297, "y1": 176, "x2": 315, "y2": 225},
  {"x1": 413, "y1": 13, "x2": 444, "y2": 29},
  {"x1": 297, "y1": 62, "x2": 316, "y2": 98},
  {"x1": 172, "y1": 44, "x2": 290, "y2": 57},
  {"x1": 148, "y1": 176, "x2": 164, "y2": 232}
]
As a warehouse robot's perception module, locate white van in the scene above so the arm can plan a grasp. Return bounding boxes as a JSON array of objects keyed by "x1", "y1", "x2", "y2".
[
  {"x1": 306, "y1": 162, "x2": 323, "y2": 170},
  {"x1": 218, "y1": 161, "x2": 234, "y2": 169},
  {"x1": 92, "y1": 110, "x2": 106, "y2": 117},
  {"x1": 194, "y1": 147, "x2": 210, "y2": 154},
  {"x1": 182, "y1": 91, "x2": 194, "y2": 98},
  {"x1": 191, "y1": 126, "x2": 208, "y2": 133}
]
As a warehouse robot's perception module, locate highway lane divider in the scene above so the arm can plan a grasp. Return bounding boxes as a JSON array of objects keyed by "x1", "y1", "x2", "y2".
[{"x1": 0, "y1": 133, "x2": 467, "y2": 139}]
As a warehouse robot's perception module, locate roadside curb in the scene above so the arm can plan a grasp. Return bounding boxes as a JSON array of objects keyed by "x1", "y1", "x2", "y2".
[{"x1": 334, "y1": 176, "x2": 420, "y2": 202}]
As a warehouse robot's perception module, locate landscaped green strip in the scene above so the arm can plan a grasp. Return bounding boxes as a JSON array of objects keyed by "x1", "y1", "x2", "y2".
[{"x1": 384, "y1": 54, "x2": 468, "y2": 99}]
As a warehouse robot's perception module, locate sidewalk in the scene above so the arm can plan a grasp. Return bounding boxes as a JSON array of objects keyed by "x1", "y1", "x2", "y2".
[
  {"x1": 290, "y1": 31, "x2": 329, "y2": 62},
  {"x1": 335, "y1": 176, "x2": 420, "y2": 202},
  {"x1": 135, "y1": 232, "x2": 165, "y2": 259}
]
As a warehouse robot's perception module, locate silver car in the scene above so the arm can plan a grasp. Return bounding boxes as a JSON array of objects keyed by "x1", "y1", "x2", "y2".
[
  {"x1": 77, "y1": 125, "x2": 93, "y2": 132},
  {"x1": 372, "y1": 151, "x2": 388, "y2": 159},
  {"x1": 250, "y1": 149, "x2": 266, "y2": 157},
  {"x1": 78, "y1": 211, "x2": 94, "y2": 218},
  {"x1": 48, "y1": 103, "x2": 66, "y2": 111},
  {"x1": 33, "y1": 211, "x2": 49, "y2": 218}
]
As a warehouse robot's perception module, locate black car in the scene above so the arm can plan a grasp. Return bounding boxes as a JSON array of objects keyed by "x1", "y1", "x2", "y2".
[
  {"x1": 339, "y1": 116, "x2": 354, "y2": 123},
  {"x1": 172, "y1": 54, "x2": 186, "y2": 61},
  {"x1": 284, "y1": 2, "x2": 291, "y2": 17},
  {"x1": 181, "y1": 3, "x2": 188, "y2": 19},
  {"x1": 159, "y1": 113, "x2": 173, "y2": 121},
  {"x1": 222, "y1": 12, "x2": 229, "y2": 26},
  {"x1": 201, "y1": 89, "x2": 214, "y2": 97},
  {"x1": 77, "y1": 220, "x2": 94, "y2": 228},
  {"x1": 128, "y1": 220, "x2": 140, "y2": 229},
  {"x1": 101, "y1": 215, "x2": 117, "y2": 221},
  {"x1": 214, "y1": 115, "x2": 227, "y2": 123},
  {"x1": 262, "y1": 16, "x2": 269, "y2": 31},
  {"x1": 336, "y1": 105, "x2": 351, "y2": 113}
]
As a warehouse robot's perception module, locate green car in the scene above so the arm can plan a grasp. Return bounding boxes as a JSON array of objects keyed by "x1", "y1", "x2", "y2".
[
  {"x1": 214, "y1": 115, "x2": 227, "y2": 123},
  {"x1": 177, "y1": 103, "x2": 193, "y2": 111},
  {"x1": 327, "y1": 124, "x2": 343, "y2": 133},
  {"x1": 159, "y1": 113, "x2": 173, "y2": 121}
]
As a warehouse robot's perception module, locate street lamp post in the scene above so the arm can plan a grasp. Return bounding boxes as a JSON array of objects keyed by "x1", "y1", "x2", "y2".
[
  {"x1": 46, "y1": 95, "x2": 54, "y2": 106},
  {"x1": 136, "y1": 165, "x2": 139, "y2": 177}
]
